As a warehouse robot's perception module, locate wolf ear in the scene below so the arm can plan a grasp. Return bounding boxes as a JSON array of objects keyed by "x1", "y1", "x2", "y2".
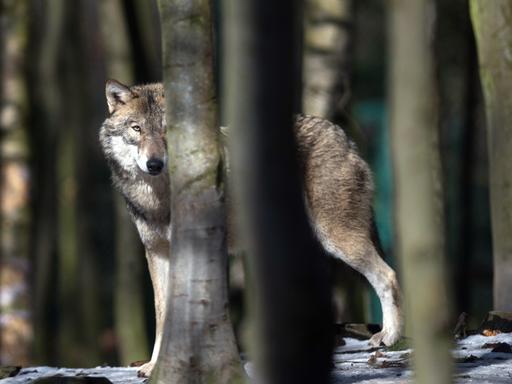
[{"x1": 106, "y1": 79, "x2": 134, "y2": 113}]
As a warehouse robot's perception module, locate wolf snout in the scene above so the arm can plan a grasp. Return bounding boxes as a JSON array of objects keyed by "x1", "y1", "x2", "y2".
[{"x1": 147, "y1": 158, "x2": 164, "y2": 175}]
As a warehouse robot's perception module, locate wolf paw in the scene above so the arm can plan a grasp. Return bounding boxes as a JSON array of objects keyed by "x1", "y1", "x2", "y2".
[
  {"x1": 369, "y1": 328, "x2": 401, "y2": 347},
  {"x1": 137, "y1": 361, "x2": 156, "y2": 378}
]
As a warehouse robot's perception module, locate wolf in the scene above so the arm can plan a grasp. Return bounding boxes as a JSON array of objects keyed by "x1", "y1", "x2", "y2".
[{"x1": 99, "y1": 80, "x2": 403, "y2": 377}]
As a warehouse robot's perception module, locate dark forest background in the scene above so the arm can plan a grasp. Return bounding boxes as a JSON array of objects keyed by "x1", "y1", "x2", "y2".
[{"x1": 0, "y1": 0, "x2": 495, "y2": 368}]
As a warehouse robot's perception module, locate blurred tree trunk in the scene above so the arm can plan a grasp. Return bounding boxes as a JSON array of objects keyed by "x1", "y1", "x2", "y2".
[
  {"x1": 435, "y1": 0, "x2": 478, "y2": 317},
  {"x1": 100, "y1": 0, "x2": 149, "y2": 365},
  {"x1": 73, "y1": 0, "x2": 116, "y2": 365},
  {"x1": 152, "y1": 0, "x2": 243, "y2": 382},
  {"x1": 303, "y1": 0, "x2": 365, "y2": 325},
  {"x1": 470, "y1": 0, "x2": 512, "y2": 312},
  {"x1": 29, "y1": 0, "x2": 65, "y2": 365},
  {"x1": 0, "y1": 0, "x2": 32, "y2": 366},
  {"x1": 303, "y1": 0, "x2": 353, "y2": 119},
  {"x1": 52, "y1": 0, "x2": 115, "y2": 365},
  {"x1": 55, "y1": 1, "x2": 80, "y2": 365},
  {"x1": 389, "y1": 1, "x2": 453, "y2": 384},
  {"x1": 125, "y1": 0, "x2": 162, "y2": 82},
  {"x1": 52, "y1": 1, "x2": 100, "y2": 366},
  {"x1": 224, "y1": 1, "x2": 333, "y2": 383}
]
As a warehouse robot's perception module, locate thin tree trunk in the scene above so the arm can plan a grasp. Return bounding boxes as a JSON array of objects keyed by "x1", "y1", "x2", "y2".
[
  {"x1": 152, "y1": 1, "x2": 243, "y2": 382},
  {"x1": 52, "y1": 0, "x2": 103, "y2": 365},
  {"x1": 0, "y1": 0, "x2": 32, "y2": 366},
  {"x1": 55, "y1": 1, "x2": 82, "y2": 365},
  {"x1": 126, "y1": 0, "x2": 162, "y2": 82},
  {"x1": 29, "y1": 0, "x2": 65, "y2": 365},
  {"x1": 303, "y1": 0, "x2": 366, "y2": 325},
  {"x1": 100, "y1": 0, "x2": 149, "y2": 365},
  {"x1": 470, "y1": 0, "x2": 512, "y2": 312},
  {"x1": 55, "y1": 81, "x2": 79, "y2": 366},
  {"x1": 303, "y1": 0, "x2": 353, "y2": 119},
  {"x1": 224, "y1": 1, "x2": 333, "y2": 383},
  {"x1": 74, "y1": 0, "x2": 116, "y2": 364},
  {"x1": 388, "y1": 1, "x2": 453, "y2": 383}
]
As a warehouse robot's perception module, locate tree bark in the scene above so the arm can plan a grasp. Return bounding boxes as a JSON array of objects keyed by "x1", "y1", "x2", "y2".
[
  {"x1": 470, "y1": 0, "x2": 512, "y2": 312},
  {"x1": 152, "y1": 1, "x2": 243, "y2": 382},
  {"x1": 100, "y1": 0, "x2": 149, "y2": 365},
  {"x1": 223, "y1": 1, "x2": 333, "y2": 383},
  {"x1": 0, "y1": 0, "x2": 32, "y2": 366},
  {"x1": 388, "y1": 1, "x2": 453, "y2": 383}
]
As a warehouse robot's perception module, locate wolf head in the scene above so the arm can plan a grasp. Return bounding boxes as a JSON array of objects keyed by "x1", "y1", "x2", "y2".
[{"x1": 100, "y1": 80, "x2": 167, "y2": 177}]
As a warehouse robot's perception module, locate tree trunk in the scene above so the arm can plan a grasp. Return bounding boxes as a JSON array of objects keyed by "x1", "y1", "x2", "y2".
[
  {"x1": 0, "y1": 0, "x2": 32, "y2": 366},
  {"x1": 100, "y1": 0, "x2": 149, "y2": 365},
  {"x1": 29, "y1": 0, "x2": 65, "y2": 365},
  {"x1": 75, "y1": 0, "x2": 119, "y2": 365},
  {"x1": 303, "y1": 0, "x2": 367, "y2": 325},
  {"x1": 223, "y1": 1, "x2": 334, "y2": 383},
  {"x1": 152, "y1": 1, "x2": 243, "y2": 382},
  {"x1": 434, "y1": 0, "x2": 478, "y2": 318},
  {"x1": 52, "y1": 0, "x2": 105, "y2": 365},
  {"x1": 388, "y1": 1, "x2": 453, "y2": 383},
  {"x1": 470, "y1": 0, "x2": 512, "y2": 312},
  {"x1": 303, "y1": 0, "x2": 353, "y2": 119},
  {"x1": 125, "y1": 0, "x2": 162, "y2": 82}
]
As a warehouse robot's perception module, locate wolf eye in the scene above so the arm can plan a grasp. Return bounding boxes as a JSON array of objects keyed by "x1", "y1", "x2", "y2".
[{"x1": 131, "y1": 125, "x2": 141, "y2": 132}]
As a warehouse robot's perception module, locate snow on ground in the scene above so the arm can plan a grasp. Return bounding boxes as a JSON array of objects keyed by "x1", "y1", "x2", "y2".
[
  {"x1": 0, "y1": 366, "x2": 146, "y2": 384},
  {"x1": 332, "y1": 333, "x2": 512, "y2": 383},
  {"x1": 331, "y1": 337, "x2": 413, "y2": 384},
  {"x1": 1, "y1": 333, "x2": 511, "y2": 383}
]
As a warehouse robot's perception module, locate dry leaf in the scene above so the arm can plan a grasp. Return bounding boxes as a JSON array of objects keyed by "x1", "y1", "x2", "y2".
[{"x1": 482, "y1": 329, "x2": 501, "y2": 336}]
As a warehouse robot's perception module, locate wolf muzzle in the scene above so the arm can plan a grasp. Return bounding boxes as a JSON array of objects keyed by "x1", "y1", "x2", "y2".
[{"x1": 147, "y1": 158, "x2": 164, "y2": 175}]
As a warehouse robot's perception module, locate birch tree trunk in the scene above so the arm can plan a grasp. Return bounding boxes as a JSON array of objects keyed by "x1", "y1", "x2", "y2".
[
  {"x1": 100, "y1": 0, "x2": 149, "y2": 364},
  {"x1": 470, "y1": 0, "x2": 512, "y2": 312},
  {"x1": 0, "y1": 0, "x2": 32, "y2": 366},
  {"x1": 224, "y1": 1, "x2": 334, "y2": 383},
  {"x1": 152, "y1": 1, "x2": 243, "y2": 382},
  {"x1": 303, "y1": 0, "x2": 353, "y2": 119},
  {"x1": 389, "y1": 1, "x2": 453, "y2": 383}
]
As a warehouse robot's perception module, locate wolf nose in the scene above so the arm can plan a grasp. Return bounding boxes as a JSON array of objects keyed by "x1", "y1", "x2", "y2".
[{"x1": 147, "y1": 158, "x2": 164, "y2": 175}]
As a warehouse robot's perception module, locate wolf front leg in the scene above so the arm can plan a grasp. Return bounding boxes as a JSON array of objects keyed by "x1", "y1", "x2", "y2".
[{"x1": 138, "y1": 243, "x2": 170, "y2": 377}]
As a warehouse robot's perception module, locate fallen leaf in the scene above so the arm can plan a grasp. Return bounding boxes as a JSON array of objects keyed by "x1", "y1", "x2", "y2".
[{"x1": 482, "y1": 329, "x2": 501, "y2": 337}]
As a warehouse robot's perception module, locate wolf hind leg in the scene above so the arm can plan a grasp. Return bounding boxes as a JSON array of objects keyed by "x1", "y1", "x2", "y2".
[
  {"x1": 362, "y1": 246, "x2": 403, "y2": 347},
  {"x1": 323, "y1": 232, "x2": 403, "y2": 346}
]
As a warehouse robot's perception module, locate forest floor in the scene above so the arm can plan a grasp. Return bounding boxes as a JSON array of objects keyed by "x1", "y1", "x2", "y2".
[
  {"x1": 330, "y1": 332, "x2": 512, "y2": 383},
  {"x1": 0, "y1": 332, "x2": 511, "y2": 383}
]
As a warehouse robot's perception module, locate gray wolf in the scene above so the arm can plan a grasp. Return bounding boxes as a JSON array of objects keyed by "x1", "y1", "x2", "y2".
[{"x1": 99, "y1": 80, "x2": 403, "y2": 377}]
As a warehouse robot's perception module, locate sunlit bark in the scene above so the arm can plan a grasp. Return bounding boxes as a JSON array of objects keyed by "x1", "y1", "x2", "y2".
[{"x1": 152, "y1": 1, "x2": 243, "y2": 382}]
